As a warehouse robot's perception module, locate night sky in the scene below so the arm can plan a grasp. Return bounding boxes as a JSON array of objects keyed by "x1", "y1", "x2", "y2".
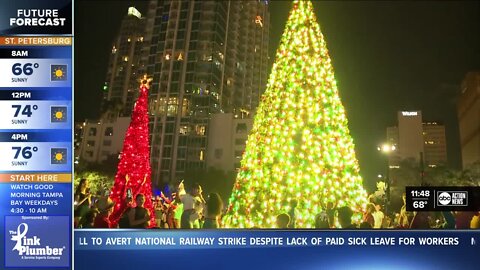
[{"x1": 75, "y1": 1, "x2": 480, "y2": 191}]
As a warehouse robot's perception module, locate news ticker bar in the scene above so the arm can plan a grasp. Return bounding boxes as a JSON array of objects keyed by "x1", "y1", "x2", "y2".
[
  {"x1": 74, "y1": 230, "x2": 480, "y2": 250},
  {"x1": 406, "y1": 186, "x2": 480, "y2": 211}
]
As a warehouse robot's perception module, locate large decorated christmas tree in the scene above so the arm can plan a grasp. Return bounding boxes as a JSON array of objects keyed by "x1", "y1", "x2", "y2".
[
  {"x1": 109, "y1": 76, "x2": 155, "y2": 228},
  {"x1": 223, "y1": 0, "x2": 368, "y2": 228}
]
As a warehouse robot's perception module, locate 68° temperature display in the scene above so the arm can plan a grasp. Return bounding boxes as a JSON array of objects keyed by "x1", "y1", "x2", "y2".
[{"x1": 412, "y1": 201, "x2": 428, "y2": 209}]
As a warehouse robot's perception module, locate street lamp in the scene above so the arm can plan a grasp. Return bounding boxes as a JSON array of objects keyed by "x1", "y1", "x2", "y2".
[{"x1": 377, "y1": 143, "x2": 396, "y2": 214}]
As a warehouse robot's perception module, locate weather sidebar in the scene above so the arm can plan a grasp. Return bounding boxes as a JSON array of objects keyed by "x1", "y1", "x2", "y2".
[{"x1": 0, "y1": 1, "x2": 73, "y2": 269}]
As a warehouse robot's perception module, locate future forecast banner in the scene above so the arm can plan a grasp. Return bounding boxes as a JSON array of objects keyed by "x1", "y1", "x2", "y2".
[{"x1": 0, "y1": 0, "x2": 72, "y2": 269}]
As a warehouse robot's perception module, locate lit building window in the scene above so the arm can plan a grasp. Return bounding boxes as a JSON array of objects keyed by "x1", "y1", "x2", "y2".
[
  {"x1": 177, "y1": 52, "x2": 184, "y2": 61},
  {"x1": 123, "y1": 56, "x2": 129, "y2": 62},
  {"x1": 112, "y1": 46, "x2": 117, "y2": 54},
  {"x1": 127, "y1": 37, "x2": 131, "y2": 42},
  {"x1": 195, "y1": 125, "x2": 206, "y2": 136},
  {"x1": 167, "y1": 97, "x2": 178, "y2": 115},
  {"x1": 199, "y1": 150, "x2": 204, "y2": 161},
  {"x1": 104, "y1": 127, "x2": 113, "y2": 136},
  {"x1": 179, "y1": 126, "x2": 189, "y2": 135},
  {"x1": 165, "y1": 54, "x2": 171, "y2": 60},
  {"x1": 203, "y1": 54, "x2": 213, "y2": 61},
  {"x1": 255, "y1": 15, "x2": 263, "y2": 27}
]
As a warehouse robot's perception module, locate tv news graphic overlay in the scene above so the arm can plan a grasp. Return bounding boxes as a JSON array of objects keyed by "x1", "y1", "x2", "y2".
[
  {"x1": 0, "y1": 0, "x2": 72, "y2": 269},
  {"x1": 73, "y1": 230, "x2": 480, "y2": 269},
  {"x1": 406, "y1": 186, "x2": 480, "y2": 211}
]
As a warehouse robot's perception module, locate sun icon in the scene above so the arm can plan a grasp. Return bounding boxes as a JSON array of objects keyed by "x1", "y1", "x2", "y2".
[
  {"x1": 53, "y1": 109, "x2": 64, "y2": 120},
  {"x1": 55, "y1": 69, "x2": 63, "y2": 77},
  {"x1": 51, "y1": 106, "x2": 67, "y2": 122},
  {"x1": 51, "y1": 148, "x2": 67, "y2": 164},
  {"x1": 51, "y1": 65, "x2": 67, "y2": 81},
  {"x1": 53, "y1": 67, "x2": 65, "y2": 79},
  {"x1": 55, "y1": 152, "x2": 64, "y2": 162}
]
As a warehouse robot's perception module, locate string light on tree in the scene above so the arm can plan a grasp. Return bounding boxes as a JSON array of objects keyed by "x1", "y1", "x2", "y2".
[
  {"x1": 109, "y1": 74, "x2": 155, "y2": 227},
  {"x1": 223, "y1": 0, "x2": 368, "y2": 228}
]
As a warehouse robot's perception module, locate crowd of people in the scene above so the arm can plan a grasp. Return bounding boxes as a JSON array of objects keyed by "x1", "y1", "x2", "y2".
[
  {"x1": 74, "y1": 178, "x2": 480, "y2": 229},
  {"x1": 74, "y1": 179, "x2": 224, "y2": 229}
]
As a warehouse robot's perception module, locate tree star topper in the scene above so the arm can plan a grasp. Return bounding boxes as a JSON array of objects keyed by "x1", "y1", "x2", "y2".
[{"x1": 139, "y1": 74, "x2": 153, "y2": 89}]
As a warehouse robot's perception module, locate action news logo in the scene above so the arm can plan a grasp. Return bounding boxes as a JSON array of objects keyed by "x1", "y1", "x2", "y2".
[
  {"x1": 5, "y1": 216, "x2": 69, "y2": 267},
  {"x1": 436, "y1": 191, "x2": 468, "y2": 207}
]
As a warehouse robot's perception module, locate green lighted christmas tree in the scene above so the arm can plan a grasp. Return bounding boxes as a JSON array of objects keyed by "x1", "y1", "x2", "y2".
[{"x1": 223, "y1": 0, "x2": 368, "y2": 228}]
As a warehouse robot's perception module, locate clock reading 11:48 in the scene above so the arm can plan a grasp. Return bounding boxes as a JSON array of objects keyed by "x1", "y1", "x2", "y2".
[{"x1": 411, "y1": 190, "x2": 431, "y2": 198}]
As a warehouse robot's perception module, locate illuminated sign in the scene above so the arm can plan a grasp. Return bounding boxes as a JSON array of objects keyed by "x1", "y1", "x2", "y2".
[
  {"x1": 128, "y1": 7, "x2": 142, "y2": 19},
  {"x1": 401, "y1": 111, "x2": 418, "y2": 116}
]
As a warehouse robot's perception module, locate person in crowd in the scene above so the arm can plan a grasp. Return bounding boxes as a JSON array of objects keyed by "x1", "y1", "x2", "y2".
[
  {"x1": 409, "y1": 211, "x2": 430, "y2": 229},
  {"x1": 154, "y1": 196, "x2": 164, "y2": 228},
  {"x1": 203, "y1": 193, "x2": 223, "y2": 229},
  {"x1": 94, "y1": 197, "x2": 114, "y2": 228},
  {"x1": 314, "y1": 211, "x2": 330, "y2": 229},
  {"x1": 74, "y1": 208, "x2": 82, "y2": 228},
  {"x1": 170, "y1": 194, "x2": 183, "y2": 229},
  {"x1": 337, "y1": 206, "x2": 356, "y2": 229},
  {"x1": 180, "y1": 183, "x2": 205, "y2": 229},
  {"x1": 471, "y1": 212, "x2": 480, "y2": 229},
  {"x1": 455, "y1": 211, "x2": 477, "y2": 229},
  {"x1": 118, "y1": 196, "x2": 134, "y2": 228},
  {"x1": 276, "y1": 213, "x2": 290, "y2": 229},
  {"x1": 325, "y1": 201, "x2": 337, "y2": 228},
  {"x1": 382, "y1": 215, "x2": 393, "y2": 228},
  {"x1": 360, "y1": 221, "x2": 372, "y2": 229},
  {"x1": 441, "y1": 211, "x2": 455, "y2": 229},
  {"x1": 397, "y1": 193, "x2": 412, "y2": 228},
  {"x1": 372, "y1": 204, "x2": 384, "y2": 229},
  {"x1": 81, "y1": 209, "x2": 98, "y2": 228},
  {"x1": 75, "y1": 179, "x2": 91, "y2": 220},
  {"x1": 288, "y1": 199, "x2": 298, "y2": 229},
  {"x1": 128, "y1": 194, "x2": 151, "y2": 228},
  {"x1": 363, "y1": 203, "x2": 375, "y2": 228}
]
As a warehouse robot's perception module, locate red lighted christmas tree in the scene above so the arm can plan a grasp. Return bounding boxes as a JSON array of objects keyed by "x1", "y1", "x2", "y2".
[{"x1": 109, "y1": 75, "x2": 155, "y2": 228}]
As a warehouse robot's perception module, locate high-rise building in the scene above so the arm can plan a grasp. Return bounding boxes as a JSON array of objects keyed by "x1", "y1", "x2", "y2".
[
  {"x1": 103, "y1": 7, "x2": 146, "y2": 116},
  {"x1": 387, "y1": 111, "x2": 447, "y2": 168},
  {"x1": 146, "y1": 0, "x2": 270, "y2": 184},
  {"x1": 457, "y1": 71, "x2": 480, "y2": 169},
  {"x1": 78, "y1": 117, "x2": 130, "y2": 163},
  {"x1": 206, "y1": 113, "x2": 253, "y2": 172}
]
